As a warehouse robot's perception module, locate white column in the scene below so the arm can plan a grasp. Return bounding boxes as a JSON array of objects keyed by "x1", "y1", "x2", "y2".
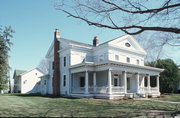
[
  {"x1": 136, "y1": 73, "x2": 139, "y2": 93},
  {"x1": 123, "y1": 71, "x2": 127, "y2": 93},
  {"x1": 147, "y1": 74, "x2": 151, "y2": 93},
  {"x1": 142, "y1": 75, "x2": 145, "y2": 87},
  {"x1": 93, "y1": 72, "x2": 96, "y2": 92},
  {"x1": 156, "y1": 75, "x2": 160, "y2": 92},
  {"x1": 108, "y1": 69, "x2": 112, "y2": 94},
  {"x1": 85, "y1": 70, "x2": 89, "y2": 94}
]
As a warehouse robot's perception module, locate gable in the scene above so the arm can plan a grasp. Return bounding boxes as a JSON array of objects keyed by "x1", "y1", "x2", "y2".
[
  {"x1": 13, "y1": 70, "x2": 26, "y2": 79},
  {"x1": 45, "y1": 39, "x2": 69, "y2": 58},
  {"x1": 21, "y1": 68, "x2": 44, "y2": 78},
  {"x1": 108, "y1": 35, "x2": 147, "y2": 55}
]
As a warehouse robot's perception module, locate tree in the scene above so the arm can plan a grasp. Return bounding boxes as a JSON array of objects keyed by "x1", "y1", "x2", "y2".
[
  {"x1": 147, "y1": 59, "x2": 180, "y2": 93},
  {"x1": 0, "y1": 26, "x2": 14, "y2": 91},
  {"x1": 54, "y1": 0, "x2": 180, "y2": 62},
  {"x1": 54, "y1": 0, "x2": 180, "y2": 35},
  {"x1": 37, "y1": 59, "x2": 49, "y2": 74}
]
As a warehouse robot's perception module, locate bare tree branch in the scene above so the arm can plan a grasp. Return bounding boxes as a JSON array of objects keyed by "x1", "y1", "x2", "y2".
[
  {"x1": 58, "y1": 9, "x2": 180, "y2": 35},
  {"x1": 102, "y1": 0, "x2": 180, "y2": 14}
]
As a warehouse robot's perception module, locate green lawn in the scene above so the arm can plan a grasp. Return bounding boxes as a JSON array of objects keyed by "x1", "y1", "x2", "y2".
[
  {"x1": 0, "y1": 94, "x2": 179, "y2": 117},
  {"x1": 157, "y1": 94, "x2": 180, "y2": 102}
]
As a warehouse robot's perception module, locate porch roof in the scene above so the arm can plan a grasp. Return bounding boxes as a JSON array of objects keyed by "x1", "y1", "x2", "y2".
[{"x1": 69, "y1": 61, "x2": 164, "y2": 75}]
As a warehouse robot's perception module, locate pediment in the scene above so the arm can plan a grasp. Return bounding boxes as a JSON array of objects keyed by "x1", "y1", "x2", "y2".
[{"x1": 108, "y1": 35, "x2": 147, "y2": 55}]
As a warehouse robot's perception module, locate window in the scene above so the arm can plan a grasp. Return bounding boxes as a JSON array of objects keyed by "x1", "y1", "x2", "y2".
[
  {"x1": 64, "y1": 56, "x2": 66, "y2": 67},
  {"x1": 23, "y1": 80, "x2": 27, "y2": 84},
  {"x1": 114, "y1": 78, "x2": 118, "y2": 86},
  {"x1": 44, "y1": 80, "x2": 46, "y2": 85},
  {"x1": 125, "y1": 42, "x2": 131, "y2": 47},
  {"x1": 99, "y1": 55, "x2": 103, "y2": 61},
  {"x1": 144, "y1": 77, "x2": 148, "y2": 87},
  {"x1": 115, "y1": 55, "x2": 119, "y2": 61},
  {"x1": 127, "y1": 77, "x2": 130, "y2": 90},
  {"x1": 137, "y1": 59, "x2": 140, "y2": 65},
  {"x1": 80, "y1": 77, "x2": 85, "y2": 87},
  {"x1": 63, "y1": 75, "x2": 66, "y2": 87},
  {"x1": 52, "y1": 61, "x2": 54, "y2": 70},
  {"x1": 127, "y1": 57, "x2": 130, "y2": 63}
]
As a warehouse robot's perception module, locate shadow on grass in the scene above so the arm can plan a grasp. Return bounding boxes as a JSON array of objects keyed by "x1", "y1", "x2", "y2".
[{"x1": 4, "y1": 93, "x2": 80, "y2": 99}]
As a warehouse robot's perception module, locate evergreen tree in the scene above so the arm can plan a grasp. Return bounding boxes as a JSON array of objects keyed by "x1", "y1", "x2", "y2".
[{"x1": 0, "y1": 26, "x2": 14, "y2": 91}]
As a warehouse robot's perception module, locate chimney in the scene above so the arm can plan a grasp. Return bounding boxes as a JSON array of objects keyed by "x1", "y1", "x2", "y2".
[
  {"x1": 93, "y1": 36, "x2": 99, "y2": 47},
  {"x1": 53, "y1": 29, "x2": 61, "y2": 96}
]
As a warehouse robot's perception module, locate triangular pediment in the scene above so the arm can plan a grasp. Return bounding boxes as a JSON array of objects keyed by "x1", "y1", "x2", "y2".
[{"x1": 108, "y1": 35, "x2": 147, "y2": 55}]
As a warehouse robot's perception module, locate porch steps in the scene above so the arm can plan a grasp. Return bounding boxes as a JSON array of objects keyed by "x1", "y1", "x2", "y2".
[{"x1": 125, "y1": 93, "x2": 146, "y2": 99}]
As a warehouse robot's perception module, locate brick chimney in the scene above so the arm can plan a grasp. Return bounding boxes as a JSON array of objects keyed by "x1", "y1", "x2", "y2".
[
  {"x1": 53, "y1": 29, "x2": 60, "y2": 96},
  {"x1": 93, "y1": 36, "x2": 99, "y2": 47}
]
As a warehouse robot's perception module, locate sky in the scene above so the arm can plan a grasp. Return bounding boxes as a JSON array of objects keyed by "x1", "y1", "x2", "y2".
[{"x1": 0, "y1": 0, "x2": 179, "y2": 81}]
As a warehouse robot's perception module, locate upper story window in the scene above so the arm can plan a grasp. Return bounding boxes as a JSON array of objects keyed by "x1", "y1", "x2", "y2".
[
  {"x1": 24, "y1": 80, "x2": 27, "y2": 84},
  {"x1": 64, "y1": 56, "x2": 66, "y2": 67},
  {"x1": 137, "y1": 59, "x2": 140, "y2": 65},
  {"x1": 63, "y1": 75, "x2": 66, "y2": 87},
  {"x1": 99, "y1": 55, "x2": 103, "y2": 62},
  {"x1": 52, "y1": 61, "x2": 54, "y2": 70},
  {"x1": 125, "y1": 42, "x2": 131, "y2": 47},
  {"x1": 115, "y1": 55, "x2": 119, "y2": 61},
  {"x1": 127, "y1": 57, "x2": 130, "y2": 63}
]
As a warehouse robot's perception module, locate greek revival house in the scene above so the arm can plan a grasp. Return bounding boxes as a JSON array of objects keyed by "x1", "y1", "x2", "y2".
[{"x1": 42, "y1": 29, "x2": 163, "y2": 99}]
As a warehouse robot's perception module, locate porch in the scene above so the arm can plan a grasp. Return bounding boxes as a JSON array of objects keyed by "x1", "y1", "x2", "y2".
[{"x1": 70, "y1": 67, "x2": 160, "y2": 99}]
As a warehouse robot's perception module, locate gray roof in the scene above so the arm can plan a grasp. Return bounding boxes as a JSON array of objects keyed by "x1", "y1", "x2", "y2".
[{"x1": 59, "y1": 38, "x2": 93, "y2": 47}]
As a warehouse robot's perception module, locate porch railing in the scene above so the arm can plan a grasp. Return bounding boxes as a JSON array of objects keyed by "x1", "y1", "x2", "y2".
[
  {"x1": 71, "y1": 87, "x2": 85, "y2": 94},
  {"x1": 112, "y1": 86, "x2": 124, "y2": 93},
  {"x1": 72, "y1": 86, "x2": 124, "y2": 94},
  {"x1": 150, "y1": 87, "x2": 159, "y2": 93},
  {"x1": 139, "y1": 87, "x2": 159, "y2": 94}
]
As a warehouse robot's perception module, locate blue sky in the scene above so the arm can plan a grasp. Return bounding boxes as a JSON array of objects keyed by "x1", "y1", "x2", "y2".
[{"x1": 0, "y1": 0, "x2": 179, "y2": 80}]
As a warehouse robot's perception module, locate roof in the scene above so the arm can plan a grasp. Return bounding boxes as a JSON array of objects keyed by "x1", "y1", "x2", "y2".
[
  {"x1": 20, "y1": 68, "x2": 45, "y2": 76},
  {"x1": 59, "y1": 38, "x2": 93, "y2": 47},
  {"x1": 70, "y1": 60, "x2": 164, "y2": 72},
  {"x1": 13, "y1": 69, "x2": 26, "y2": 79},
  {"x1": 46, "y1": 34, "x2": 146, "y2": 57}
]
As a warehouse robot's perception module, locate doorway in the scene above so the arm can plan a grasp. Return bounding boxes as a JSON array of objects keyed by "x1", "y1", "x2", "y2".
[{"x1": 127, "y1": 77, "x2": 130, "y2": 91}]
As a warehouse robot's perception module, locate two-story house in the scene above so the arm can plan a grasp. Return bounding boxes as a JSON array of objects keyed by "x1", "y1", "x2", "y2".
[{"x1": 42, "y1": 29, "x2": 163, "y2": 99}]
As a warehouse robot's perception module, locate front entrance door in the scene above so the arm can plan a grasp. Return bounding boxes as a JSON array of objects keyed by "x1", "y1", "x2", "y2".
[
  {"x1": 113, "y1": 74, "x2": 119, "y2": 86},
  {"x1": 127, "y1": 77, "x2": 130, "y2": 91}
]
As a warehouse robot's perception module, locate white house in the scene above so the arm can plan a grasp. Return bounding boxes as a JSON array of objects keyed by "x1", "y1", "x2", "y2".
[
  {"x1": 42, "y1": 29, "x2": 164, "y2": 99},
  {"x1": 13, "y1": 68, "x2": 44, "y2": 93}
]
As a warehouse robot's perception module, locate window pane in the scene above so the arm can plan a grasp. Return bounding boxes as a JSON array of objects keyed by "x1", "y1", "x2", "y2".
[
  {"x1": 127, "y1": 57, "x2": 130, "y2": 63},
  {"x1": 64, "y1": 57, "x2": 66, "y2": 67},
  {"x1": 115, "y1": 55, "x2": 119, "y2": 61},
  {"x1": 63, "y1": 75, "x2": 66, "y2": 87}
]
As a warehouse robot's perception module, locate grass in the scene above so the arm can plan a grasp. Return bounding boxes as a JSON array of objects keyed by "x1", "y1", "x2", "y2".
[
  {"x1": 0, "y1": 94, "x2": 179, "y2": 117},
  {"x1": 157, "y1": 94, "x2": 180, "y2": 102}
]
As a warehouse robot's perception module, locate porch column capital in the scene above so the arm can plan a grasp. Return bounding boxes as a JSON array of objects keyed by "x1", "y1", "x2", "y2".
[{"x1": 108, "y1": 68, "x2": 112, "y2": 71}]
